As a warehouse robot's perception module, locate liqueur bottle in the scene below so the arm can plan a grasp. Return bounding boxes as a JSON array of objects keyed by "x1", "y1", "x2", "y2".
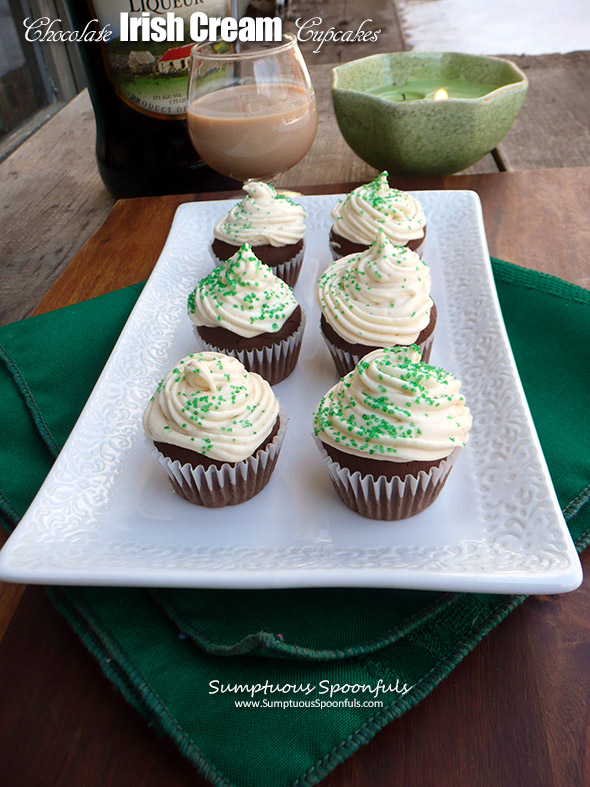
[{"x1": 66, "y1": 1, "x2": 248, "y2": 197}]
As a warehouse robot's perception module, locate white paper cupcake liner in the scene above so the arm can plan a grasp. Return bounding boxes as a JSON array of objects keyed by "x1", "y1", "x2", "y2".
[
  {"x1": 195, "y1": 309, "x2": 306, "y2": 385},
  {"x1": 153, "y1": 406, "x2": 288, "y2": 507},
  {"x1": 314, "y1": 436, "x2": 460, "y2": 520},
  {"x1": 414, "y1": 236, "x2": 426, "y2": 257},
  {"x1": 322, "y1": 328, "x2": 435, "y2": 379},
  {"x1": 210, "y1": 243, "x2": 305, "y2": 288},
  {"x1": 328, "y1": 233, "x2": 345, "y2": 262}
]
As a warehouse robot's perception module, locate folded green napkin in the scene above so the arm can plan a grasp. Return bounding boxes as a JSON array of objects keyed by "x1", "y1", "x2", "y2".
[{"x1": 1, "y1": 260, "x2": 589, "y2": 787}]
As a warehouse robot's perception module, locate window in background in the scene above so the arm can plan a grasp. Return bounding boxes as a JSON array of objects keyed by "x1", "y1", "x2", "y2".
[{"x1": 0, "y1": 0, "x2": 85, "y2": 160}]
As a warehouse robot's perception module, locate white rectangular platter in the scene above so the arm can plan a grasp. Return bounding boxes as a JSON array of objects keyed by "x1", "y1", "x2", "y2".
[{"x1": 0, "y1": 191, "x2": 582, "y2": 593}]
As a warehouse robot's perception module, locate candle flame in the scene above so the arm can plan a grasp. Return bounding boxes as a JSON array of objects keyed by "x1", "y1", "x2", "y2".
[{"x1": 434, "y1": 88, "x2": 449, "y2": 101}]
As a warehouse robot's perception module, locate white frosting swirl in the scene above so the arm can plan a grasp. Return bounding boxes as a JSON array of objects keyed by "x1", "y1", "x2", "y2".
[
  {"x1": 188, "y1": 244, "x2": 298, "y2": 338},
  {"x1": 313, "y1": 345, "x2": 472, "y2": 462},
  {"x1": 317, "y1": 231, "x2": 433, "y2": 346},
  {"x1": 214, "y1": 182, "x2": 305, "y2": 247},
  {"x1": 143, "y1": 352, "x2": 279, "y2": 462},
  {"x1": 331, "y1": 172, "x2": 426, "y2": 246}
]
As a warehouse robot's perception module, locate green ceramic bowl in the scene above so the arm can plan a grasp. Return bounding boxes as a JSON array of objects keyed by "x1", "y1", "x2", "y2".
[{"x1": 332, "y1": 52, "x2": 528, "y2": 176}]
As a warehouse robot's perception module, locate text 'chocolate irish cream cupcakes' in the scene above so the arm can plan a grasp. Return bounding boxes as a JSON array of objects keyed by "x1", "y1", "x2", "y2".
[
  {"x1": 211, "y1": 181, "x2": 306, "y2": 287},
  {"x1": 317, "y1": 230, "x2": 436, "y2": 377},
  {"x1": 313, "y1": 346, "x2": 472, "y2": 520},
  {"x1": 143, "y1": 352, "x2": 287, "y2": 507},
  {"x1": 188, "y1": 243, "x2": 305, "y2": 386},
  {"x1": 329, "y1": 171, "x2": 427, "y2": 260}
]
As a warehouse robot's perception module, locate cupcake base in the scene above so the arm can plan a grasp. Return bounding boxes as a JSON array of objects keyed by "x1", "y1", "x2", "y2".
[
  {"x1": 329, "y1": 228, "x2": 426, "y2": 261},
  {"x1": 210, "y1": 239, "x2": 305, "y2": 287},
  {"x1": 153, "y1": 410, "x2": 287, "y2": 507},
  {"x1": 320, "y1": 301, "x2": 437, "y2": 378},
  {"x1": 195, "y1": 308, "x2": 306, "y2": 385},
  {"x1": 315, "y1": 438, "x2": 459, "y2": 520}
]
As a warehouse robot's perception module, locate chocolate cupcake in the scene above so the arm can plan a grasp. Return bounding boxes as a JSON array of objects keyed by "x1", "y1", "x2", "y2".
[
  {"x1": 313, "y1": 346, "x2": 472, "y2": 520},
  {"x1": 317, "y1": 230, "x2": 436, "y2": 377},
  {"x1": 188, "y1": 243, "x2": 305, "y2": 386},
  {"x1": 211, "y1": 182, "x2": 306, "y2": 287},
  {"x1": 329, "y1": 172, "x2": 427, "y2": 260},
  {"x1": 143, "y1": 352, "x2": 287, "y2": 507}
]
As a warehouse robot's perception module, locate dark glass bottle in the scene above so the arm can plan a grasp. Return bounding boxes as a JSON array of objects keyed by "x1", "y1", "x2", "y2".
[{"x1": 66, "y1": 1, "x2": 241, "y2": 198}]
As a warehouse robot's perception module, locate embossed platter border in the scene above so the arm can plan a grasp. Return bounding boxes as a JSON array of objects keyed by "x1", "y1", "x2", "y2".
[{"x1": 0, "y1": 192, "x2": 582, "y2": 593}]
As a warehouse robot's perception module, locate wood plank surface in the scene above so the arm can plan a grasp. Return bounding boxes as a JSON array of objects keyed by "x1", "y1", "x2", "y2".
[
  {"x1": 0, "y1": 90, "x2": 115, "y2": 326},
  {"x1": 496, "y1": 52, "x2": 590, "y2": 170},
  {"x1": 278, "y1": 65, "x2": 381, "y2": 189},
  {"x1": 1, "y1": 169, "x2": 589, "y2": 786}
]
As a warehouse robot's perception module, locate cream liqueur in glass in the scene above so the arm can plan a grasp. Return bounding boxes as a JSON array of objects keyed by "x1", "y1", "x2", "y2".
[{"x1": 187, "y1": 35, "x2": 317, "y2": 184}]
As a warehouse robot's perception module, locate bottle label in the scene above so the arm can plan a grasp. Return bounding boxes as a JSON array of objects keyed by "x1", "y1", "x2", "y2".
[{"x1": 90, "y1": 0, "x2": 230, "y2": 119}]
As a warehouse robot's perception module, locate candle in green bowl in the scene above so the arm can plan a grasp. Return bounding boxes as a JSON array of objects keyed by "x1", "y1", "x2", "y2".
[
  {"x1": 367, "y1": 78, "x2": 500, "y2": 102},
  {"x1": 331, "y1": 52, "x2": 528, "y2": 175}
]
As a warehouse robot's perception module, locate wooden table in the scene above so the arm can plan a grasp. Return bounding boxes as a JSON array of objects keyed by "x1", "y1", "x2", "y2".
[{"x1": 1, "y1": 167, "x2": 589, "y2": 787}]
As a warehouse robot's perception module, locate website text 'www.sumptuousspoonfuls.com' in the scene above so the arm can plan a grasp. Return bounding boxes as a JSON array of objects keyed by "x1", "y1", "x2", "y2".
[{"x1": 234, "y1": 698, "x2": 386, "y2": 710}]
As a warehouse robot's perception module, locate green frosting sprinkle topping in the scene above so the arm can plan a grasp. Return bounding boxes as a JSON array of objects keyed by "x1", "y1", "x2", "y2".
[
  {"x1": 313, "y1": 346, "x2": 470, "y2": 460},
  {"x1": 337, "y1": 172, "x2": 425, "y2": 225},
  {"x1": 214, "y1": 181, "x2": 305, "y2": 245},
  {"x1": 187, "y1": 243, "x2": 298, "y2": 337}
]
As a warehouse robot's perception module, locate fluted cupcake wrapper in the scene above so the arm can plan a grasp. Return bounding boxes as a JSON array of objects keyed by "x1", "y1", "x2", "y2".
[
  {"x1": 210, "y1": 243, "x2": 305, "y2": 288},
  {"x1": 195, "y1": 309, "x2": 306, "y2": 386},
  {"x1": 329, "y1": 235, "x2": 425, "y2": 262},
  {"x1": 314, "y1": 437, "x2": 460, "y2": 521},
  {"x1": 328, "y1": 235, "x2": 346, "y2": 262},
  {"x1": 152, "y1": 407, "x2": 288, "y2": 507},
  {"x1": 321, "y1": 327, "x2": 435, "y2": 379}
]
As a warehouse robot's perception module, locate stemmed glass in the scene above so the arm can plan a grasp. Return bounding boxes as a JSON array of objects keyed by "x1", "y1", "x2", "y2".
[{"x1": 187, "y1": 34, "x2": 317, "y2": 185}]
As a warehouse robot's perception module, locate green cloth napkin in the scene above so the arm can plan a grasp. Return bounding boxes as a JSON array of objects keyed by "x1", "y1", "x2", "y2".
[{"x1": 1, "y1": 260, "x2": 589, "y2": 787}]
